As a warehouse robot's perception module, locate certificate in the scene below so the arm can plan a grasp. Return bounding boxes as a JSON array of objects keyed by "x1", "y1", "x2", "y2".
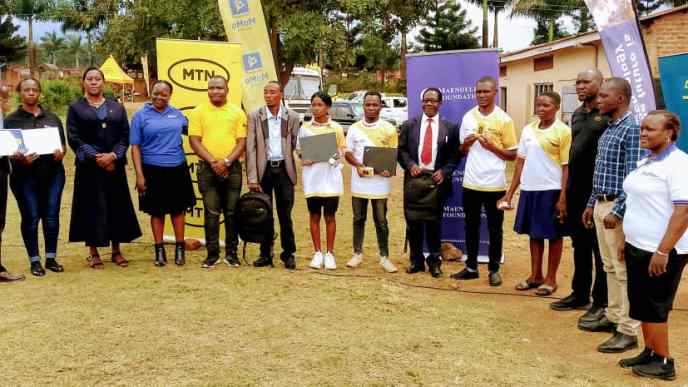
[
  {"x1": 0, "y1": 129, "x2": 25, "y2": 156},
  {"x1": 0, "y1": 127, "x2": 62, "y2": 156}
]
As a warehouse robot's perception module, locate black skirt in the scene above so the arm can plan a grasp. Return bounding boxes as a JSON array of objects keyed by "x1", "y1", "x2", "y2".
[
  {"x1": 69, "y1": 162, "x2": 142, "y2": 247},
  {"x1": 139, "y1": 162, "x2": 196, "y2": 217},
  {"x1": 626, "y1": 243, "x2": 688, "y2": 323}
]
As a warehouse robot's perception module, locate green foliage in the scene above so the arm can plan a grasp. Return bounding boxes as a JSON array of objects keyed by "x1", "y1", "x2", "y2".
[
  {"x1": 325, "y1": 72, "x2": 405, "y2": 95},
  {"x1": 416, "y1": 0, "x2": 480, "y2": 51},
  {"x1": 531, "y1": 17, "x2": 568, "y2": 45},
  {"x1": 36, "y1": 78, "x2": 82, "y2": 114},
  {"x1": 0, "y1": 15, "x2": 26, "y2": 63}
]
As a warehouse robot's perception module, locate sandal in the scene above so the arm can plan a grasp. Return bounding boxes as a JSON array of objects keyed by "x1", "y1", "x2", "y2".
[
  {"x1": 515, "y1": 279, "x2": 543, "y2": 291},
  {"x1": 87, "y1": 254, "x2": 104, "y2": 269},
  {"x1": 535, "y1": 284, "x2": 558, "y2": 296},
  {"x1": 111, "y1": 252, "x2": 129, "y2": 267}
]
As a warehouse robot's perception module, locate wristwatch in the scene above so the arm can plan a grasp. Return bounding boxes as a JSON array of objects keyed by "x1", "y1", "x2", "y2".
[{"x1": 224, "y1": 158, "x2": 231, "y2": 167}]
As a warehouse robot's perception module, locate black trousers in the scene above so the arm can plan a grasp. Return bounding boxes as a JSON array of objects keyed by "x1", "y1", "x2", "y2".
[
  {"x1": 569, "y1": 191, "x2": 607, "y2": 307},
  {"x1": 407, "y1": 219, "x2": 441, "y2": 267},
  {"x1": 259, "y1": 163, "x2": 296, "y2": 259},
  {"x1": 463, "y1": 188, "x2": 504, "y2": 272}
]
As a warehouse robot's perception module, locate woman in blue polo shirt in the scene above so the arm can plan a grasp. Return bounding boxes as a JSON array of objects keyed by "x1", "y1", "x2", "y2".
[
  {"x1": 618, "y1": 111, "x2": 688, "y2": 381},
  {"x1": 131, "y1": 80, "x2": 196, "y2": 267}
]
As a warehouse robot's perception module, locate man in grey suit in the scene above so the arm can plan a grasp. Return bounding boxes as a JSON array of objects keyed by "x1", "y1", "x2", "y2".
[{"x1": 246, "y1": 81, "x2": 301, "y2": 269}]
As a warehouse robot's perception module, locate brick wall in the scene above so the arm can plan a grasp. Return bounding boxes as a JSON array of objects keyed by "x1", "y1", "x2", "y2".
[{"x1": 641, "y1": 8, "x2": 688, "y2": 75}]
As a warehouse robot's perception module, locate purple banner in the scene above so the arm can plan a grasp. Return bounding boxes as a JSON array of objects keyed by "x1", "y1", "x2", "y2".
[
  {"x1": 585, "y1": 0, "x2": 656, "y2": 124},
  {"x1": 406, "y1": 49, "x2": 499, "y2": 260}
]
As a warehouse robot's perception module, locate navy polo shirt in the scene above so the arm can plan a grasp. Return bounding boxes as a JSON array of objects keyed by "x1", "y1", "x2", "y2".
[{"x1": 130, "y1": 103, "x2": 187, "y2": 166}]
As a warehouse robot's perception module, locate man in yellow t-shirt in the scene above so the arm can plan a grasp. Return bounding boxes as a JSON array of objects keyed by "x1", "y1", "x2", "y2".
[
  {"x1": 189, "y1": 76, "x2": 247, "y2": 269},
  {"x1": 453, "y1": 76, "x2": 518, "y2": 287}
]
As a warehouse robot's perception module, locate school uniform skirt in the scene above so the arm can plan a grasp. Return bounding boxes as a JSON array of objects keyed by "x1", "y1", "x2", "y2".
[
  {"x1": 514, "y1": 189, "x2": 567, "y2": 240},
  {"x1": 626, "y1": 243, "x2": 688, "y2": 323},
  {"x1": 139, "y1": 162, "x2": 196, "y2": 217}
]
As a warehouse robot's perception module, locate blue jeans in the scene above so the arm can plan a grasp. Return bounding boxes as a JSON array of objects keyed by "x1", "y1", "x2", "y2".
[{"x1": 10, "y1": 168, "x2": 66, "y2": 262}]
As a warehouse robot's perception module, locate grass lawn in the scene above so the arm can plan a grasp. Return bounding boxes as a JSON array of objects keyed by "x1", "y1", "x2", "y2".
[{"x1": 1, "y1": 131, "x2": 687, "y2": 386}]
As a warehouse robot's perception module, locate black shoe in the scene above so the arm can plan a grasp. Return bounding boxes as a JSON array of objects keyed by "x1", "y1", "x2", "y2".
[
  {"x1": 30, "y1": 261, "x2": 45, "y2": 277},
  {"x1": 281, "y1": 254, "x2": 296, "y2": 270},
  {"x1": 450, "y1": 268, "x2": 479, "y2": 280},
  {"x1": 224, "y1": 255, "x2": 241, "y2": 268},
  {"x1": 201, "y1": 257, "x2": 220, "y2": 268},
  {"x1": 578, "y1": 305, "x2": 606, "y2": 323},
  {"x1": 428, "y1": 260, "x2": 442, "y2": 278},
  {"x1": 579, "y1": 315, "x2": 617, "y2": 332},
  {"x1": 406, "y1": 262, "x2": 425, "y2": 274},
  {"x1": 488, "y1": 271, "x2": 502, "y2": 287},
  {"x1": 154, "y1": 244, "x2": 167, "y2": 267},
  {"x1": 253, "y1": 256, "x2": 274, "y2": 268},
  {"x1": 619, "y1": 348, "x2": 655, "y2": 368},
  {"x1": 174, "y1": 242, "x2": 185, "y2": 266},
  {"x1": 550, "y1": 294, "x2": 590, "y2": 311},
  {"x1": 633, "y1": 356, "x2": 676, "y2": 381},
  {"x1": 597, "y1": 332, "x2": 638, "y2": 353},
  {"x1": 44, "y1": 258, "x2": 64, "y2": 273}
]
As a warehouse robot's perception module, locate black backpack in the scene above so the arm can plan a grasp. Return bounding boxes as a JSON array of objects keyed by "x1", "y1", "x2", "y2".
[{"x1": 236, "y1": 191, "x2": 274, "y2": 246}]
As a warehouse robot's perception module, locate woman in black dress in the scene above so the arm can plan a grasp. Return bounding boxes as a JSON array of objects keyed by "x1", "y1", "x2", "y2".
[{"x1": 67, "y1": 67, "x2": 141, "y2": 268}]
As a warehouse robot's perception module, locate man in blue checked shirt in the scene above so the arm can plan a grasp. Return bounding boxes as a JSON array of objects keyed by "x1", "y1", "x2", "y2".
[{"x1": 581, "y1": 77, "x2": 645, "y2": 353}]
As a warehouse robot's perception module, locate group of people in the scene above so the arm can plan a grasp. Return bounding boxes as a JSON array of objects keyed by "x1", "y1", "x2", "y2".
[{"x1": 1, "y1": 66, "x2": 687, "y2": 381}]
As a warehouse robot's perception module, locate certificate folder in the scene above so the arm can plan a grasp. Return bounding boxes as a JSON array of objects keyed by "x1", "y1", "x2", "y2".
[
  {"x1": 363, "y1": 146, "x2": 398, "y2": 176},
  {"x1": 300, "y1": 132, "x2": 338, "y2": 163},
  {"x1": 0, "y1": 127, "x2": 62, "y2": 156}
]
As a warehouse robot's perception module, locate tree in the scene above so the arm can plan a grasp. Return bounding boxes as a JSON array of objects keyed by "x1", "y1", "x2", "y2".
[
  {"x1": 0, "y1": 15, "x2": 26, "y2": 65},
  {"x1": 531, "y1": 17, "x2": 568, "y2": 45},
  {"x1": 54, "y1": 0, "x2": 119, "y2": 66},
  {"x1": 64, "y1": 34, "x2": 84, "y2": 67},
  {"x1": 572, "y1": 6, "x2": 594, "y2": 34},
  {"x1": 7, "y1": 0, "x2": 53, "y2": 72},
  {"x1": 512, "y1": 0, "x2": 576, "y2": 43},
  {"x1": 415, "y1": 0, "x2": 479, "y2": 51},
  {"x1": 40, "y1": 30, "x2": 65, "y2": 64},
  {"x1": 465, "y1": 0, "x2": 514, "y2": 48},
  {"x1": 386, "y1": 0, "x2": 433, "y2": 82}
]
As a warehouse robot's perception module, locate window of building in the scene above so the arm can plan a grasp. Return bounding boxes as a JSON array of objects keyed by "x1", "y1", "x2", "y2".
[
  {"x1": 500, "y1": 87, "x2": 507, "y2": 112},
  {"x1": 499, "y1": 65, "x2": 507, "y2": 77},
  {"x1": 533, "y1": 55, "x2": 554, "y2": 71},
  {"x1": 533, "y1": 83, "x2": 554, "y2": 113}
]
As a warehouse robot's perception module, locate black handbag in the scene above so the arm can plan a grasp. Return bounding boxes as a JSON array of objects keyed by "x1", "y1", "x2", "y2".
[{"x1": 403, "y1": 172, "x2": 442, "y2": 222}]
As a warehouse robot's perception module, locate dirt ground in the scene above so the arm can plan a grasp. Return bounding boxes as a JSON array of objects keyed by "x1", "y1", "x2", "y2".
[{"x1": 1, "y1": 149, "x2": 687, "y2": 386}]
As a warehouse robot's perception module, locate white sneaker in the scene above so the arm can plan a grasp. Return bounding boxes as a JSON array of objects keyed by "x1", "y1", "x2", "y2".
[
  {"x1": 379, "y1": 256, "x2": 398, "y2": 273},
  {"x1": 347, "y1": 253, "x2": 363, "y2": 268},
  {"x1": 324, "y1": 252, "x2": 337, "y2": 270},
  {"x1": 309, "y1": 251, "x2": 324, "y2": 269}
]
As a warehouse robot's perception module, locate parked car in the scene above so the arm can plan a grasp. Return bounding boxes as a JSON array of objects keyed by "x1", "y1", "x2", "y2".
[
  {"x1": 330, "y1": 100, "x2": 363, "y2": 133},
  {"x1": 380, "y1": 96, "x2": 408, "y2": 127}
]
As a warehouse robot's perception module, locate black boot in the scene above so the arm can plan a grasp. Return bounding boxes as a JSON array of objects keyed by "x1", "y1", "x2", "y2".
[
  {"x1": 154, "y1": 244, "x2": 166, "y2": 267},
  {"x1": 175, "y1": 241, "x2": 185, "y2": 266}
]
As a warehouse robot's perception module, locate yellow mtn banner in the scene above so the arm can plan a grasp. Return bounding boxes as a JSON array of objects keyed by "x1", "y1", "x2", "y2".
[
  {"x1": 156, "y1": 38, "x2": 243, "y2": 242},
  {"x1": 218, "y1": 0, "x2": 277, "y2": 112}
]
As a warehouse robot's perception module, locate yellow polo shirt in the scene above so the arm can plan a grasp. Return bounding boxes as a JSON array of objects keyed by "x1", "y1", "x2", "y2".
[{"x1": 188, "y1": 102, "x2": 247, "y2": 160}]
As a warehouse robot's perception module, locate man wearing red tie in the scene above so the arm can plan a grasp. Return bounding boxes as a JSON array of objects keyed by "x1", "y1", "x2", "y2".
[{"x1": 398, "y1": 88, "x2": 461, "y2": 277}]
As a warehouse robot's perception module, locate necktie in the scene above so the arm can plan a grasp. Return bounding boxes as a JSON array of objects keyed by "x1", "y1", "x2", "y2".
[{"x1": 421, "y1": 118, "x2": 433, "y2": 165}]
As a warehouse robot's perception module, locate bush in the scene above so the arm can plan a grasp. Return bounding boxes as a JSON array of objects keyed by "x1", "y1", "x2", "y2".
[
  {"x1": 11, "y1": 78, "x2": 116, "y2": 115},
  {"x1": 39, "y1": 79, "x2": 83, "y2": 115}
]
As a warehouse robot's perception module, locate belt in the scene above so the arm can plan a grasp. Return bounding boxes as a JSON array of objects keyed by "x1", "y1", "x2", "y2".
[
  {"x1": 596, "y1": 194, "x2": 618, "y2": 202},
  {"x1": 269, "y1": 159, "x2": 284, "y2": 168}
]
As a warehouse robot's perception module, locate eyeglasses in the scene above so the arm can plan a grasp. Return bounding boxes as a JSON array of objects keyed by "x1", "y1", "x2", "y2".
[{"x1": 422, "y1": 99, "x2": 440, "y2": 104}]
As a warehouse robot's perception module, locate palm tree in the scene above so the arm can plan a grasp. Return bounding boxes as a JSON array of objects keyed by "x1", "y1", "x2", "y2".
[
  {"x1": 40, "y1": 31, "x2": 65, "y2": 64},
  {"x1": 8, "y1": 0, "x2": 50, "y2": 73},
  {"x1": 64, "y1": 34, "x2": 84, "y2": 67},
  {"x1": 465, "y1": 0, "x2": 514, "y2": 48},
  {"x1": 55, "y1": 0, "x2": 117, "y2": 66},
  {"x1": 512, "y1": 0, "x2": 579, "y2": 43}
]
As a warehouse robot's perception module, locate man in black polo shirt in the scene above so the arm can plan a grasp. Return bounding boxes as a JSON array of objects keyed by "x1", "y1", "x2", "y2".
[{"x1": 550, "y1": 69, "x2": 608, "y2": 326}]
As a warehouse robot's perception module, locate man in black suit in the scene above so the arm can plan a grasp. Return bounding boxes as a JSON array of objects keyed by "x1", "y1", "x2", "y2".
[{"x1": 398, "y1": 88, "x2": 460, "y2": 278}]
